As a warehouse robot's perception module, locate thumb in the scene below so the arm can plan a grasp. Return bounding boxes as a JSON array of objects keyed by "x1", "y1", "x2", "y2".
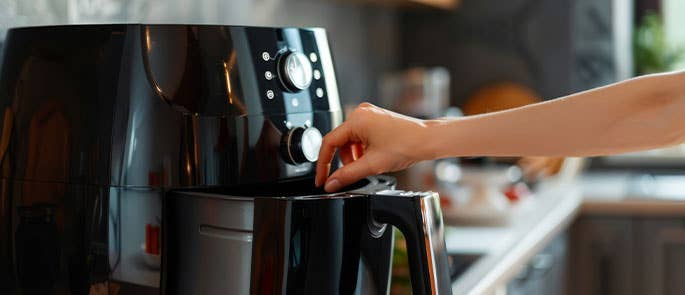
[{"x1": 324, "y1": 156, "x2": 376, "y2": 192}]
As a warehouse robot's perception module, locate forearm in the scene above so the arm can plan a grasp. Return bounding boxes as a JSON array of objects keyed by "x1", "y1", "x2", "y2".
[{"x1": 427, "y1": 71, "x2": 685, "y2": 158}]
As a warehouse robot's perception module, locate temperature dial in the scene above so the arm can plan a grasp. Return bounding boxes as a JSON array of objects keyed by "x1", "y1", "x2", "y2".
[
  {"x1": 278, "y1": 51, "x2": 313, "y2": 92},
  {"x1": 281, "y1": 126, "x2": 323, "y2": 165}
]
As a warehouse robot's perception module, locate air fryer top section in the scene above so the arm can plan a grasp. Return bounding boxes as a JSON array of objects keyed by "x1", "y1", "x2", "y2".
[
  {"x1": 0, "y1": 25, "x2": 343, "y2": 187},
  {"x1": 141, "y1": 25, "x2": 341, "y2": 116}
]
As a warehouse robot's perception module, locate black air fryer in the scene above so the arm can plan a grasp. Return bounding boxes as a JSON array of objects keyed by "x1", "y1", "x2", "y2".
[{"x1": 0, "y1": 24, "x2": 451, "y2": 294}]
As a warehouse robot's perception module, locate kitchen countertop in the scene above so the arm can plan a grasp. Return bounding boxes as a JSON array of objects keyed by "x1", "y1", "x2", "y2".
[
  {"x1": 446, "y1": 171, "x2": 685, "y2": 294},
  {"x1": 446, "y1": 179, "x2": 582, "y2": 295},
  {"x1": 581, "y1": 172, "x2": 685, "y2": 216}
]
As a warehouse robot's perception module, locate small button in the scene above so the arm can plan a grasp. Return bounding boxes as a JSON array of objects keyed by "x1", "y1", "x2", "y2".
[
  {"x1": 261, "y1": 52, "x2": 270, "y2": 61},
  {"x1": 265, "y1": 71, "x2": 274, "y2": 80},
  {"x1": 266, "y1": 90, "x2": 275, "y2": 100},
  {"x1": 316, "y1": 88, "x2": 324, "y2": 98},
  {"x1": 291, "y1": 98, "x2": 299, "y2": 107},
  {"x1": 309, "y1": 53, "x2": 318, "y2": 63},
  {"x1": 313, "y1": 69, "x2": 321, "y2": 80}
]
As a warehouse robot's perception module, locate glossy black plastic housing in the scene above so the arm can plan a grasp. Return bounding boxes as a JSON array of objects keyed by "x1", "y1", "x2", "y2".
[
  {"x1": 370, "y1": 191, "x2": 452, "y2": 294},
  {"x1": 0, "y1": 24, "x2": 343, "y2": 293},
  {"x1": 0, "y1": 24, "x2": 342, "y2": 188},
  {"x1": 0, "y1": 24, "x2": 452, "y2": 295}
]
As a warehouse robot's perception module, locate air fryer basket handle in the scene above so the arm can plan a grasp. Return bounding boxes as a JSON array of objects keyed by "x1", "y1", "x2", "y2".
[{"x1": 370, "y1": 191, "x2": 452, "y2": 295}]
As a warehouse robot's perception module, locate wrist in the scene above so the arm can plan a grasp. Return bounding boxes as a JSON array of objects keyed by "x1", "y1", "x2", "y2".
[{"x1": 418, "y1": 118, "x2": 452, "y2": 160}]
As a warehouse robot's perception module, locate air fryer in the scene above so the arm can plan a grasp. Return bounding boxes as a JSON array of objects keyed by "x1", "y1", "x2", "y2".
[{"x1": 0, "y1": 24, "x2": 451, "y2": 294}]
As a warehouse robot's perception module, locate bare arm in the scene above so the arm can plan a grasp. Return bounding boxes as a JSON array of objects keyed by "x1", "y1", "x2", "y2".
[
  {"x1": 316, "y1": 71, "x2": 685, "y2": 192},
  {"x1": 428, "y1": 71, "x2": 685, "y2": 158}
]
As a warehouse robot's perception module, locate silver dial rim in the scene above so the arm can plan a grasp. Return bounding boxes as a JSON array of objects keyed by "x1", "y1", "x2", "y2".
[{"x1": 283, "y1": 52, "x2": 313, "y2": 91}]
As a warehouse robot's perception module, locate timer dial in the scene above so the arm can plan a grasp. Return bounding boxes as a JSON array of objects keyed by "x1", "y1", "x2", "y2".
[
  {"x1": 281, "y1": 126, "x2": 323, "y2": 164},
  {"x1": 278, "y1": 51, "x2": 313, "y2": 92}
]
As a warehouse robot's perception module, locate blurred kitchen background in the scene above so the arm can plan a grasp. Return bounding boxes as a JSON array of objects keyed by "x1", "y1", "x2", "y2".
[
  {"x1": 2, "y1": 0, "x2": 684, "y2": 114},
  {"x1": 3, "y1": 0, "x2": 685, "y2": 294}
]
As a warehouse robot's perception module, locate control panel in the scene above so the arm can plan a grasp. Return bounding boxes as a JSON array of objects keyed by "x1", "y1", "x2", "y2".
[
  {"x1": 240, "y1": 28, "x2": 341, "y2": 168},
  {"x1": 247, "y1": 28, "x2": 331, "y2": 115}
]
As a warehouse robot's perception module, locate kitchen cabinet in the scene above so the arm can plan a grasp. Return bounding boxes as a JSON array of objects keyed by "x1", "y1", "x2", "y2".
[
  {"x1": 507, "y1": 232, "x2": 569, "y2": 295},
  {"x1": 569, "y1": 216, "x2": 685, "y2": 295},
  {"x1": 634, "y1": 219, "x2": 685, "y2": 295},
  {"x1": 568, "y1": 217, "x2": 635, "y2": 295}
]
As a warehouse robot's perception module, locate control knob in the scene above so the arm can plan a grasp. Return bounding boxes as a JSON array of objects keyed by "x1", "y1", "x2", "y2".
[
  {"x1": 281, "y1": 126, "x2": 323, "y2": 165},
  {"x1": 278, "y1": 51, "x2": 313, "y2": 92}
]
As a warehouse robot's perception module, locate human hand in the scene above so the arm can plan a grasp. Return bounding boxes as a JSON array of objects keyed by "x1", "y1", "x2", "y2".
[{"x1": 315, "y1": 103, "x2": 436, "y2": 192}]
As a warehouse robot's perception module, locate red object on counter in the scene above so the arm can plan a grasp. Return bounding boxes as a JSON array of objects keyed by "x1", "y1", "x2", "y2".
[
  {"x1": 439, "y1": 195, "x2": 453, "y2": 208},
  {"x1": 503, "y1": 182, "x2": 531, "y2": 203},
  {"x1": 146, "y1": 224, "x2": 160, "y2": 255}
]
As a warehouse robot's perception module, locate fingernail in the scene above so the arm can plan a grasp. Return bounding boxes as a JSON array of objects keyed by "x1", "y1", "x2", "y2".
[
  {"x1": 324, "y1": 178, "x2": 341, "y2": 192},
  {"x1": 315, "y1": 178, "x2": 321, "y2": 187}
]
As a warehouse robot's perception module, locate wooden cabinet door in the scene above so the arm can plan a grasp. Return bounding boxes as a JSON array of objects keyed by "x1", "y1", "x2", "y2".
[
  {"x1": 568, "y1": 217, "x2": 634, "y2": 295},
  {"x1": 635, "y1": 218, "x2": 685, "y2": 295}
]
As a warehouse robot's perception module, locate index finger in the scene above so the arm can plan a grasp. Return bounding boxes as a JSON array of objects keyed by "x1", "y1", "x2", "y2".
[{"x1": 315, "y1": 122, "x2": 353, "y2": 187}]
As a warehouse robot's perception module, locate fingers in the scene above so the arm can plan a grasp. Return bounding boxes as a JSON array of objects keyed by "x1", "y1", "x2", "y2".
[
  {"x1": 324, "y1": 155, "x2": 375, "y2": 192},
  {"x1": 315, "y1": 102, "x2": 374, "y2": 187},
  {"x1": 315, "y1": 162, "x2": 332, "y2": 188},
  {"x1": 339, "y1": 143, "x2": 356, "y2": 165},
  {"x1": 315, "y1": 123, "x2": 353, "y2": 187},
  {"x1": 340, "y1": 142, "x2": 365, "y2": 165},
  {"x1": 351, "y1": 142, "x2": 365, "y2": 159}
]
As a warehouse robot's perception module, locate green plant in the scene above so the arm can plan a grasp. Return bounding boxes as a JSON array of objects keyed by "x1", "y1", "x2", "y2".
[{"x1": 634, "y1": 11, "x2": 685, "y2": 75}]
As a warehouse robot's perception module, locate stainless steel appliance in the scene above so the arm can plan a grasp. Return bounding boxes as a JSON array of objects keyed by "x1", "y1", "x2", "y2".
[{"x1": 0, "y1": 24, "x2": 451, "y2": 294}]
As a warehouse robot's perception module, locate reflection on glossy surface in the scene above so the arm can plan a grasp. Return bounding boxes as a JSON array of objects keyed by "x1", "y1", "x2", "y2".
[
  {"x1": 0, "y1": 108, "x2": 12, "y2": 163},
  {"x1": 0, "y1": 24, "x2": 342, "y2": 293},
  {"x1": 166, "y1": 177, "x2": 398, "y2": 295},
  {"x1": 15, "y1": 204, "x2": 60, "y2": 293},
  {"x1": 1, "y1": 24, "x2": 341, "y2": 186},
  {"x1": 0, "y1": 24, "x2": 451, "y2": 295},
  {"x1": 166, "y1": 176, "x2": 453, "y2": 295},
  {"x1": 371, "y1": 191, "x2": 452, "y2": 295}
]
